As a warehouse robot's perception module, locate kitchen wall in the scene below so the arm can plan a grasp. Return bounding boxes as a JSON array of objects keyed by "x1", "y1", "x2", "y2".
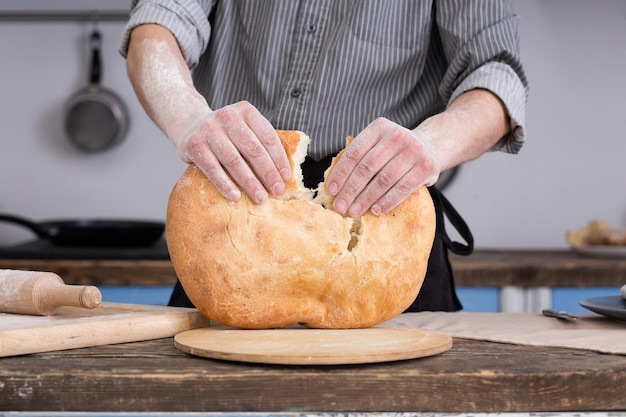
[{"x1": 1, "y1": 0, "x2": 625, "y2": 249}]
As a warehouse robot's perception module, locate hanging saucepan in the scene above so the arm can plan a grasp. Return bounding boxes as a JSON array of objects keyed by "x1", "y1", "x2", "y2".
[
  {"x1": 64, "y1": 29, "x2": 129, "y2": 152},
  {"x1": 0, "y1": 214, "x2": 164, "y2": 247}
]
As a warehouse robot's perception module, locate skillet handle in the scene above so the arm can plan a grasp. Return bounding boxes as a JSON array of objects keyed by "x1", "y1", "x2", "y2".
[
  {"x1": 0, "y1": 214, "x2": 49, "y2": 239},
  {"x1": 89, "y1": 30, "x2": 102, "y2": 85}
]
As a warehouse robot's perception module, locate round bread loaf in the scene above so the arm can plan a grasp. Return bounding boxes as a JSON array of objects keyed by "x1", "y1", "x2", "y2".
[{"x1": 166, "y1": 130, "x2": 436, "y2": 329}]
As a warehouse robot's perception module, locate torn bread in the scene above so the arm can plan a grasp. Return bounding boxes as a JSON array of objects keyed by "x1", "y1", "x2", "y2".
[{"x1": 166, "y1": 130, "x2": 436, "y2": 329}]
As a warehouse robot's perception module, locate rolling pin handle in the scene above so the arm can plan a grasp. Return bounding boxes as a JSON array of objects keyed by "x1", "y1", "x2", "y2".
[
  {"x1": 0, "y1": 269, "x2": 102, "y2": 316},
  {"x1": 79, "y1": 286, "x2": 102, "y2": 309}
]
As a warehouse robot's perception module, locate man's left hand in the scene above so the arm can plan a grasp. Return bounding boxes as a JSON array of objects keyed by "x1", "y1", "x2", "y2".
[{"x1": 325, "y1": 117, "x2": 441, "y2": 217}]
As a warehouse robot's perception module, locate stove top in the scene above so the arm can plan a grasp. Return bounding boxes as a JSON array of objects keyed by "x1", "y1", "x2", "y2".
[{"x1": 0, "y1": 239, "x2": 170, "y2": 260}]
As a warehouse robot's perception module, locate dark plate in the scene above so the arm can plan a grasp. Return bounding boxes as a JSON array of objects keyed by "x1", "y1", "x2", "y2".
[{"x1": 579, "y1": 296, "x2": 626, "y2": 321}]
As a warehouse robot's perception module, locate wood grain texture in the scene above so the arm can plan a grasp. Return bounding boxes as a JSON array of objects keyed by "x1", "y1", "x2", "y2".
[
  {"x1": 1, "y1": 337, "x2": 624, "y2": 412},
  {"x1": 174, "y1": 326, "x2": 452, "y2": 364},
  {"x1": 0, "y1": 259, "x2": 177, "y2": 286},
  {"x1": 450, "y1": 249, "x2": 626, "y2": 287},
  {"x1": 0, "y1": 302, "x2": 209, "y2": 357}
]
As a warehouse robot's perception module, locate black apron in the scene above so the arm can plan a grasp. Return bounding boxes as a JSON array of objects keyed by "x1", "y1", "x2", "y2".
[{"x1": 168, "y1": 155, "x2": 474, "y2": 311}]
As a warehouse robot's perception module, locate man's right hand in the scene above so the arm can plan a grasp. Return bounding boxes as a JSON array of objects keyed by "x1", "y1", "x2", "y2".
[
  {"x1": 126, "y1": 24, "x2": 290, "y2": 205},
  {"x1": 176, "y1": 101, "x2": 291, "y2": 204}
]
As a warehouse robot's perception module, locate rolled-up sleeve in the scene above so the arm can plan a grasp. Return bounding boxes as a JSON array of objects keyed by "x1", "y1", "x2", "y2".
[
  {"x1": 119, "y1": 0, "x2": 215, "y2": 69},
  {"x1": 437, "y1": 0, "x2": 529, "y2": 153},
  {"x1": 451, "y1": 61, "x2": 527, "y2": 153}
]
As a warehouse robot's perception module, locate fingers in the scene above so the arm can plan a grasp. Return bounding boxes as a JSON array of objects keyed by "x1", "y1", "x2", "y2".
[
  {"x1": 368, "y1": 165, "x2": 428, "y2": 215},
  {"x1": 181, "y1": 108, "x2": 439, "y2": 214},
  {"x1": 217, "y1": 104, "x2": 287, "y2": 198},
  {"x1": 244, "y1": 109, "x2": 292, "y2": 183},
  {"x1": 326, "y1": 118, "x2": 438, "y2": 217},
  {"x1": 180, "y1": 101, "x2": 290, "y2": 204},
  {"x1": 185, "y1": 134, "x2": 242, "y2": 202}
]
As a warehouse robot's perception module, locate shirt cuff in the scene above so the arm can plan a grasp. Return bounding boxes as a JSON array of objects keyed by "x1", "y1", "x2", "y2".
[
  {"x1": 119, "y1": 0, "x2": 212, "y2": 69},
  {"x1": 449, "y1": 61, "x2": 528, "y2": 154}
]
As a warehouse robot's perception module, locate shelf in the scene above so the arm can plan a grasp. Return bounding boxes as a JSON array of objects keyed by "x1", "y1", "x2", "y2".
[{"x1": 0, "y1": 11, "x2": 128, "y2": 21}]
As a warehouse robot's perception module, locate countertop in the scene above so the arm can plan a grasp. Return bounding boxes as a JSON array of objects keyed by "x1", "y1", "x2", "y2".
[
  {"x1": 1, "y1": 333, "x2": 624, "y2": 413},
  {"x1": 1, "y1": 248, "x2": 625, "y2": 287}
]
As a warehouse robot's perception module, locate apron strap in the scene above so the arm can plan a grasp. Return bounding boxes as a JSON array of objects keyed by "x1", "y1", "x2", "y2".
[
  {"x1": 405, "y1": 186, "x2": 473, "y2": 312},
  {"x1": 428, "y1": 186, "x2": 474, "y2": 256}
]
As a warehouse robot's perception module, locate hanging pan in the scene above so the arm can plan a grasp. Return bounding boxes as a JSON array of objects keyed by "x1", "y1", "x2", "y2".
[{"x1": 64, "y1": 28, "x2": 129, "y2": 152}]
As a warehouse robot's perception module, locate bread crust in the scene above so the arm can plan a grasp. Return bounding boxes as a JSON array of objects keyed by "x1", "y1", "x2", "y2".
[{"x1": 166, "y1": 130, "x2": 436, "y2": 329}]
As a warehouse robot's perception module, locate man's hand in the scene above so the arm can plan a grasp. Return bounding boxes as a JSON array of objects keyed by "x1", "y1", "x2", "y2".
[
  {"x1": 126, "y1": 24, "x2": 290, "y2": 204},
  {"x1": 176, "y1": 101, "x2": 291, "y2": 204},
  {"x1": 325, "y1": 118, "x2": 441, "y2": 218},
  {"x1": 325, "y1": 89, "x2": 510, "y2": 217}
]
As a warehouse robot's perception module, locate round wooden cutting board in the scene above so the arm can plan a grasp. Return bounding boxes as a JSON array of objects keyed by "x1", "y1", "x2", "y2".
[{"x1": 174, "y1": 326, "x2": 452, "y2": 365}]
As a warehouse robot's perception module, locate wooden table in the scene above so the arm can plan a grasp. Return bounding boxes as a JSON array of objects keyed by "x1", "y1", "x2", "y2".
[
  {"x1": 1, "y1": 335, "x2": 625, "y2": 413},
  {"x1": 1, "y1": 250, "x2": 625, "y2": 287},
  {"x1": 450, "y1": 250, "x2": 626, "y2": 287}
]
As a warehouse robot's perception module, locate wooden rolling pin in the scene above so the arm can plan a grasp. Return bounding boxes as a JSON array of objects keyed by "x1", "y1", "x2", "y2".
[{"x1": 0, "y1": 269, "x2": 101, "y2": 316}]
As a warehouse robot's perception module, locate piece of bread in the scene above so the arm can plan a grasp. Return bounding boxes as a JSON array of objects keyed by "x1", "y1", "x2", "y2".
[
  {"x1": 166, "y1": 130, "x2": 436, "y2": 329},
  {"x1": 567, "y1": 219, "x2": 626, "y2": 247}
]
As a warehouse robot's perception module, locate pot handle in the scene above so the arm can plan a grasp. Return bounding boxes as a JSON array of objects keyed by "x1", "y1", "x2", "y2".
[
  {"x1": 0, "y1": 214, "x2": 49, "y2": 239},
  {"x1": 89, "y1": 30, "x2": 102, "y2": 86}
]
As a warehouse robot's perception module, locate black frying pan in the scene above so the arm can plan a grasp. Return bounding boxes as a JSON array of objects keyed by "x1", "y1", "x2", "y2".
[
  {"x1": 64, "y1": 29, "x2": 129, "y2": 152},
  {"x1": 0, "y1": 214, "x2": 164, "y2": 247}
]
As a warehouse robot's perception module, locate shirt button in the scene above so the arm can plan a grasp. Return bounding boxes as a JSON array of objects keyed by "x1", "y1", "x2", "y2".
[
  {"x1": 290, "y1": 87, "x2": 301, "y2": 98},
  {"x1": 307, "y1": 23, "x2": 317, "y2": 33}
]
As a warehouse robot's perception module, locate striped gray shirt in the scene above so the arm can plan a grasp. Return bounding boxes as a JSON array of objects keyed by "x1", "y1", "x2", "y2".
[{"x1": 121, "y1": 0, "x2": 528, "y2": 160}]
